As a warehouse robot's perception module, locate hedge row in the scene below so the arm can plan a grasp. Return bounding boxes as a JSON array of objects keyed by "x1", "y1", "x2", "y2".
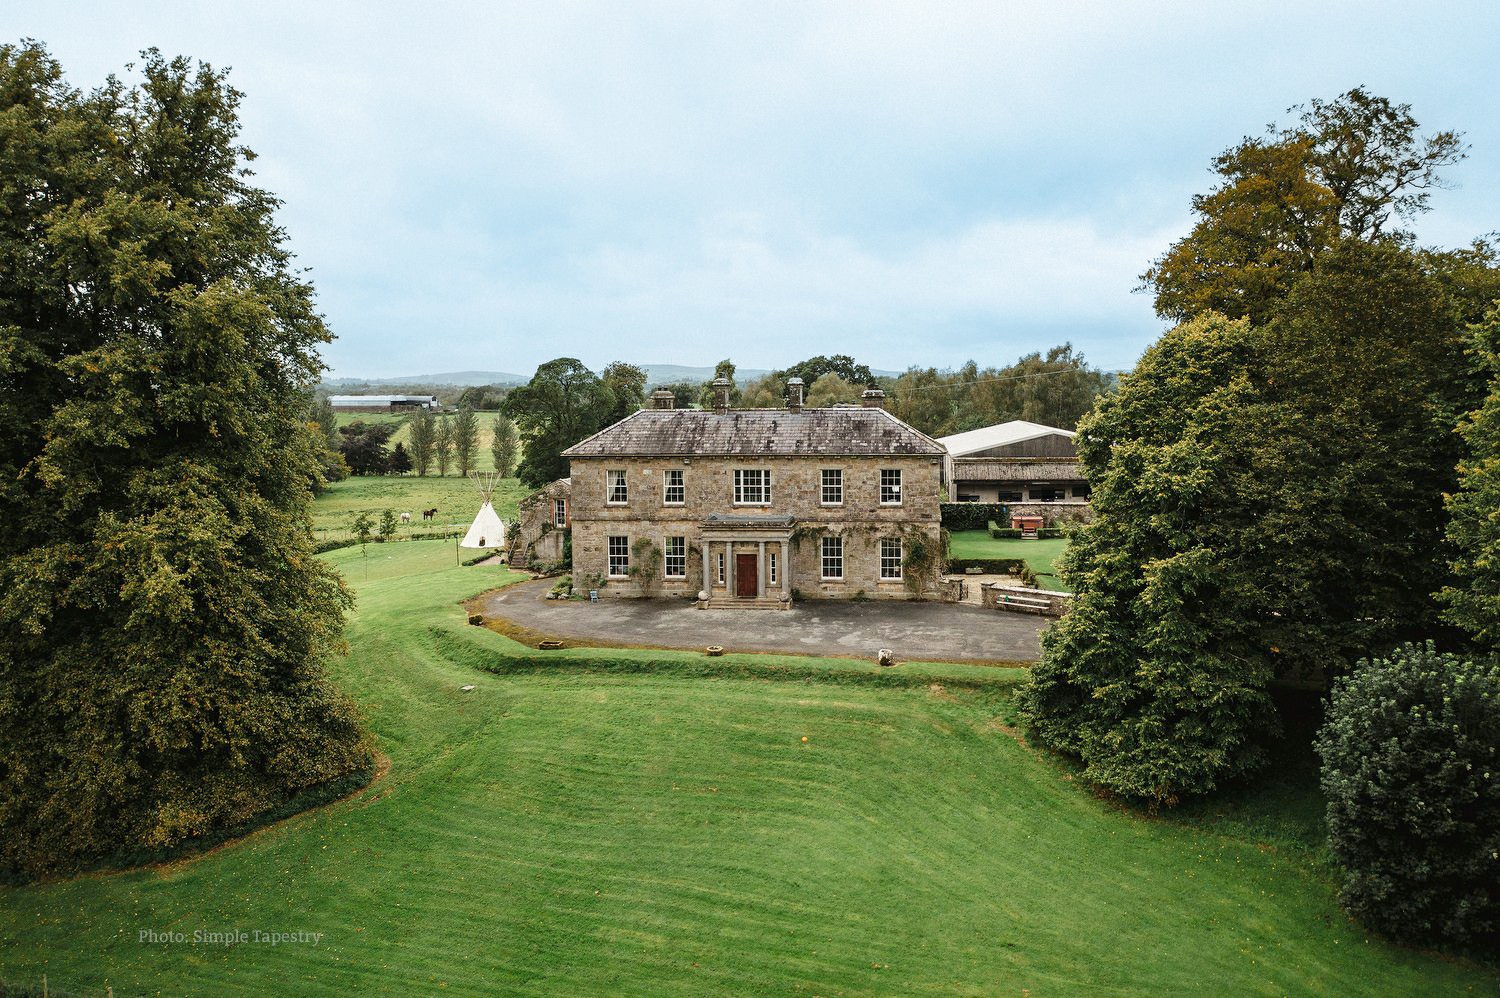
[
  {"x1": 945, "y1": 557, "x2": 1027, "y2": 575},
  {"x1": 313, "y1": 530, "x2": 455, "y2": 554},
  {"x1": 940, "y1": 502, "x2": 1009, "y2": 531}
]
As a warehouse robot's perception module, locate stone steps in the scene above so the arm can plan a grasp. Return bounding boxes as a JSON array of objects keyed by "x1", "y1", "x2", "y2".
[{"x1": 701, "y1": 595, "x2": 791, "y2": 610}]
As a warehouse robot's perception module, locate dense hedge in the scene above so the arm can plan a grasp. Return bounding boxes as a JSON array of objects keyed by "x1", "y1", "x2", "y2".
[
  {"x1": 941, "y1": 503, "x2": 1009, "y2": 531},
  {"x1": 314, "y1": 530, "x2": 453, "y2": 554},
  {"x1": 1315, "y1": 643, "x2": 1500, "y2": 947},
  {"x1": 945, "y1": 557, "x2": 1026, "y2": 575}
]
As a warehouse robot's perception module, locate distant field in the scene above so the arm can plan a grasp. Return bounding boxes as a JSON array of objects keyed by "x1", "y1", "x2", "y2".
[
  {"x1": 948, "y1": 530, "x2": 1070, "y2": 591},
  {"x1": 2, "y1": 539, "x2": 1489, "y2": 995}
]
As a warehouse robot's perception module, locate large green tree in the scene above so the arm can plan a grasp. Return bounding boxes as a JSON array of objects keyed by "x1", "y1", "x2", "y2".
[
  {"x1": 408, "y1": 407, "x2": 435, "y2": 476},
  {"x1": 1142, "y1": 88, "x2": 1466, "y2": 325},
  {"x1": 1021, "y1": 92, "x2": 1496, "y2": 801},
  {"x1": 0, "y1": 44, "x2": 370, "y2": 876},
  {"x1": 600, "y1": 361, "x2": 647, "y2": 424},
  {"x1": 1442, "y1": 304, "x2": 1500, "y2": 650},
  {"x1": 504, "y1": 358, "x2": 613, "y2": 487},
  {"x1": 451, "y1": 405, "x2": 480, "y2": 477},
  {"x1": 490, "y1": 413, "x2": 519, "y2": 477}
]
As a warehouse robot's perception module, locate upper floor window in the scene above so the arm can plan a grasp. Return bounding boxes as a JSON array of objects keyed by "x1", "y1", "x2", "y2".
[
  {"x1": 663, "y1": 469, "x2": 685, "y2": 505},
  {"x1": 664, "y1": 536, "x2": 686, "y2": 578},
  {"x1": 880, "y1": 538, "x2": 903, "y2": 580},
  {"x1": 608, "y1": 535, "x2": 629, "y2": 577},
  {"x1": 821, "y1": 469, "x2": 843, "y2": 505},
  {"x1": 733, "y1": 469, "x2": 772, "y2": 505},
  {"x1": 880, "y1": 469, "x2": 902, "y2": 505},
  {"x1": 607, "y1": 470, "x2": 628, "y2": 504},
  {"x1": 821, "y1": 536, "x2": 843, "y2": 580}
]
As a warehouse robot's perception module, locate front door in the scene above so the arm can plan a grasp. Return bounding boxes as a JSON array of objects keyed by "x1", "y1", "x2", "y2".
[{"x1": 735, "y1": 553, "x2": 758, "y2": 598}]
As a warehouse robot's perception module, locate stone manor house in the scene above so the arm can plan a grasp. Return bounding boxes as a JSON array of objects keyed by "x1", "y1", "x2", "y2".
[{"x1": 557, "y1": 378, "x2": 945, "y2": 606}]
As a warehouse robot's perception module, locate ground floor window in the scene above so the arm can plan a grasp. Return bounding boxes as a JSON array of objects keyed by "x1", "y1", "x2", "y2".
[
  {"x1": 821, "y1": 536, "x2": 843, "y2": 580},
  {"x1": 608, "y1": 535, "x2": 629, "y2": 577},
  {"x1": 664, "y1": 536, "x2": 686, "y2": 578},
  {"x1": 996, "y1": 489, "x2": 1024, "y2": 502},
  {"x1": 717, "y1": 550, "x2": 725, "y2": 585},
  {"x1": 769, "y1": 550, "x2": 778, "y2": 585},
  {"x1": 880, "y1": 538, "x2": 902, "y2": 580}
]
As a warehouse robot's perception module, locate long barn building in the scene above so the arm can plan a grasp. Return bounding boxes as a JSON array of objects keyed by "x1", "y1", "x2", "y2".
[{"x1": 327, "y1": 394, "x2": 439, "y2": 413}]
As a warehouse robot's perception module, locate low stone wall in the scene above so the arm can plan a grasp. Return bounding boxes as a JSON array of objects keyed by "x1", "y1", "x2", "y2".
[
  {"x1": 982, "y1": 583, "x2": 1073, "y2": 616},
  {"x1": 1005, "y1": 502, "x2": 1093, "y2": 527}
]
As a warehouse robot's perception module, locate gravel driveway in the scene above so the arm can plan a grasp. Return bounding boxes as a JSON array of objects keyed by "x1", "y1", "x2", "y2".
[{"x1": 470, "y1": 577, "x2": 1046, "y2": 664}]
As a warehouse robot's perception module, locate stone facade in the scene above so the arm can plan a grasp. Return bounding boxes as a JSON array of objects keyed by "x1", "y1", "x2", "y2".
[
  {"x1": 507, "y1": 478, "x2": 571, "y2": 569},
  {"x1": 567, "y1": 454, "x2": 944, "y2": 602}
]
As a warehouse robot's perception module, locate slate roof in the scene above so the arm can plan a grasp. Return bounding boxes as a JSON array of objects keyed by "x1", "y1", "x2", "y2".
[{"x1": 562, "y1": 408, "x2": 946, "y2": 458}]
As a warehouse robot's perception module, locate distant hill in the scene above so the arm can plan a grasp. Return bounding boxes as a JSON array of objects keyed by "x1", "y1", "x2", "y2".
[
  {"x1": 323, "y1": 371, "x2": 529, "y2": 388},
  {"x1": 322, "y1": 363, "x2": 905, "y2": 390}
]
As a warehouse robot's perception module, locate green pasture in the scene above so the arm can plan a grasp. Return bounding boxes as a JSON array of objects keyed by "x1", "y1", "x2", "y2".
[
  {"x1": 2, "y1": 540, "x2": 1491, "y2": 995},
  {"x1": 310, "y1": 474, "x2": 530, "y2": 540}
]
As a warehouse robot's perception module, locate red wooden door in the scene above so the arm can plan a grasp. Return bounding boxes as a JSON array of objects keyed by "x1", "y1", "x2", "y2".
[{"x1": 735, "y1": 553, "x2": 758, "y2": 598}]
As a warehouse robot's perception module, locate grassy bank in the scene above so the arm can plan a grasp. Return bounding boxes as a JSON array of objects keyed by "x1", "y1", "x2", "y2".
[{"x1": 2, "y1": 541, "x2": 1491, "y2": 994}]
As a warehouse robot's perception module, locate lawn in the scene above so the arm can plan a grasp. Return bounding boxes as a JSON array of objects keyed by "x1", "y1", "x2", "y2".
[
  {"x1": 948, "y1": 530, "x2": 1071, "y2": 591},
  {"x1": 2, "y1": 540, "x2": 1493, "y2": 994}
]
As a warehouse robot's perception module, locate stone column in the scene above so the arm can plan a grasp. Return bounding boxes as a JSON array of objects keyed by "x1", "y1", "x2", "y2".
[
  {"x1": 726, "y1": 543, "x2": 735, "y2": 596},
  {"x1": 701, "y1": 539, "x2": 711, "y2": 593},
  {"x1": 757, "y1": 541, "x2": 766, "y2": 598},
  {"x1": 781, "y1": 540, "x2": 792, "y2": 596}
]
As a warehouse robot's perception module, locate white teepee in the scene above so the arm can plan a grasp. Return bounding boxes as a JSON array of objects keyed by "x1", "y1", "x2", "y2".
[{"x1": 461, "y1": 472, "x2": 507, "y2": 549}]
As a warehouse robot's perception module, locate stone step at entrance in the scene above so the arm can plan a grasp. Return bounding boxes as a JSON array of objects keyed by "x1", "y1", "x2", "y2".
[{"x1": 701, "y1": 595, "x2": 791, "y2": 610}]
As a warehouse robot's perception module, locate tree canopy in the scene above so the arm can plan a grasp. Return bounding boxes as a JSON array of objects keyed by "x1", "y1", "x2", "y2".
[
  {"x1": 885, "y1": 345, "x2": 1113, "y2": 437},
  {"x1": 504, "y1": 358, "x2": 615, "y2": 487},
  {"x1": 0, "y1": 43, "x2": 370, "y2": 876},
  {"x1": 1442, "y1": 304, "x2": 1500, "y2": 650},
  {"x1": 1021, "y1": 89, "x2": 1499, "y2": 806},
  {"x1": 1141, "y1": 88, "x2": 1467, "y2": 325}
]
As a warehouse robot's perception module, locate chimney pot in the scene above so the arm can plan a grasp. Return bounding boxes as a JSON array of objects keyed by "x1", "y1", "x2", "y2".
[
  {"x1": 650, "y1": 389, "x2": 676, "y2": 410},
  {"x1": 786, "y1": 377, "x2": 805, "y2": 412},
  {"x1": 711, "y1": 376, "x2": 732, "y2": 412},
  {"x1": 860, "y1": 388, "x2": 887, "y2": 409}
]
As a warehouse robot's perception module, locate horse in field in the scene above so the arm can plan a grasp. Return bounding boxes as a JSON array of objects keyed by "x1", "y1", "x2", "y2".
[
  {"x1": 422, "y1": 508, "x2": 438, "y2": 521},
  {"x1": 399, "y1": 511, "x2": 412, "y2": 524}
]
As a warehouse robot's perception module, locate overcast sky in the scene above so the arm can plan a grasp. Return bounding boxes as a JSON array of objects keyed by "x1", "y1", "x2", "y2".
[{"x1": 11, "y1": 2, "x2": 1500, "y2": 379}]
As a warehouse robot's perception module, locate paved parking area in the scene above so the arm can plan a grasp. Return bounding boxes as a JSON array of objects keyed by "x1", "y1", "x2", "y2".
[{"x1": 471, "y1": 578, "x2": 1046, "y2": 663}]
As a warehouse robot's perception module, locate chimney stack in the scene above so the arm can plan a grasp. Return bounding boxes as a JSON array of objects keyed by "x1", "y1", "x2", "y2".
[
  {"x1": 711, "y1": 376, "x2": 732, "y2": 413},
  {"x1": 785, "y1": 377, "x2": 804, "y2": 412},
  {"x1": 650, "y1": 389, "x2": 676, "y2": 410},
  {"x1": 860, "y1": 388, "x2": 886, "y2": 409}
]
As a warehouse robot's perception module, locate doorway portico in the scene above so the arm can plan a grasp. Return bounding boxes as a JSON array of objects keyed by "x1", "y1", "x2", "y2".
[{"x1": 699, "y1": 513, "x2": 794, "y2": 608}]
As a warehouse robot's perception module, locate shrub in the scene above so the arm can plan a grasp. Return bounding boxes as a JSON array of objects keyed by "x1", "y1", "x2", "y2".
[
  {"x1": 1315, "y1": 642, "x2": 1500, "y2": 947},
  {"x1": 941, "y1": 502, "x2": 1008, "y2": 531},
  {"x1": 987, "y1": 522, "x2": 1022, "y2": 539},
  {"x1": 945, "y1": 557, "x2": 1026, "y2": 575}
]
